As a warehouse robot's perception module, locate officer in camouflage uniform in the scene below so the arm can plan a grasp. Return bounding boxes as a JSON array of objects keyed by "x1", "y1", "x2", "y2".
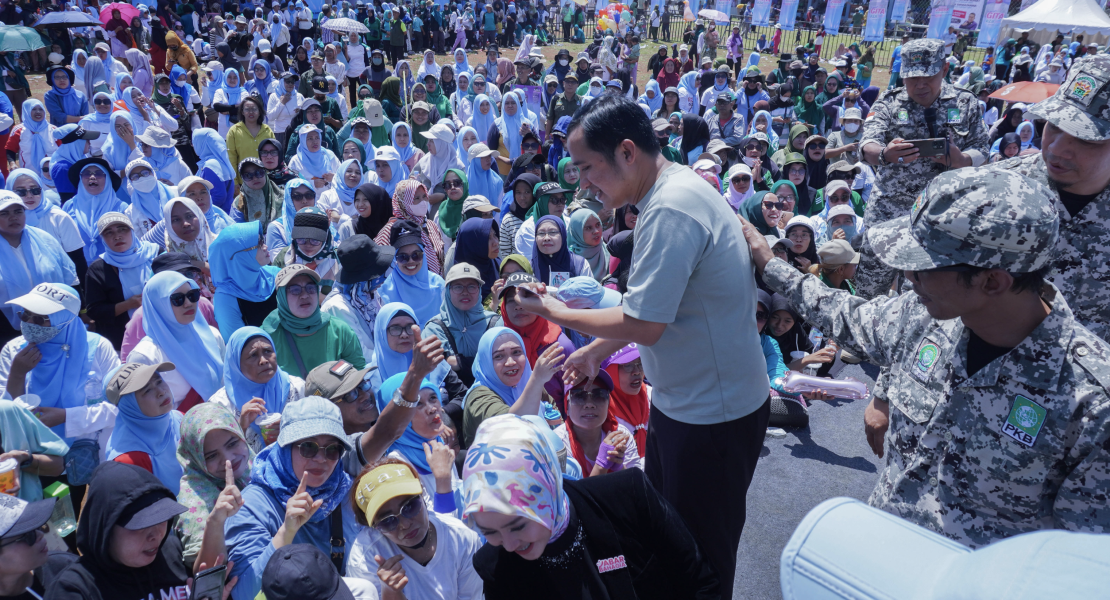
[
  {"x1": 989, "y1": 55, "x2": 1110, "y2": 341},
  {"x1": 855, "y1": 38, "x2": 989, "y2": 299},
  {"x1": 742, "y1": 169, "x2": 1110, "y2": 548}
]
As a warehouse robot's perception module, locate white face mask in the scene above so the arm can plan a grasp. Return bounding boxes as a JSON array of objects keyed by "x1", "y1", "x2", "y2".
[
  {"x1": 408, "y1": 200, "x2": 429, "y2": 217},
  {"x1": 559, "y1": 59, "x2": 568, "y2": 66},
  {"x1": 843, "y1": 122, "x2": 860, "y2": 134},
  {"x1": 132, "y1": 174, "x2": 158, "y2": 193}
]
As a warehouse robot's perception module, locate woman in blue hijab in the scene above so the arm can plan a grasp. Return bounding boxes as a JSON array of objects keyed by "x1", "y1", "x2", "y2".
[
  {"x1": 290, "y1": 124, "x2": 340, "y2": 194},
  {"x1": 377, "y1": 227, "x2": 446, "y2": 326},
  {"x1": 213, "y1": 326, "x2": 301, "y2": 453},
  {"x1": 169, "y1": 65, "x2": 192, "y2": 99},
  {"x1": 130, "y1": 271, "x2": 225, "y2": 411},
  {"x1": 265, "y1": 177, "x2": 318, "y2": 258},
  {"x1": 114, "y1": 73, "x2": 134, "y2": 102},
  {"x1": 373, "y1": 146, "x2": 409, "y2": 197},
  {"x1": 467, "y1": 93, "x2": 497, "y2": 145},
  {"x1": 49, "y1": 124, "x2": 90, "y2": 202},
  {"x1": 14, "y1": 100, "x2": 53, "y2": 172},
  {"x1": 43, "y1": 65, "x2": 88, "y2": 127},
  {"x1": 494, "y1": 92, "x2": 526, "y2": 161},
  {"x1": 100, "y1": 111, "x2": 137, "y2": 174},
  {"x1": 209, "y1": 221, "x2": 281, "y2": 339},
  {"x1": 423, "y1": 254, "x2": 500, "y2": 388},
  {"x1": 63, "y1": 159, "x2": 128, "y2": 263},
  {"x1": 464, "y1": 143, "x2": 504, "y2": 206},
  {"x1": 105, "y1": 362, "x2": 185, "y2": 494},
  {"x1": 193, "y1": 128, "x2": 237, "y2": 213},
  {"x1": 454, "y1": 125, "x2": 479, "y2": 165},
  {"x1": 638, "y1": 79, "x2": 663, "y2": 115},
  {"x1": 124, "y1": 158, "x2": 175, "y2": 238},
  {"x1": 391, "y1": 121, "x2": 418, "y2": 167},
  {"x1": 213, "y1": 68, "x2": 245, "y2": 136},
  {"x1": 368, "y1": 302, "x2": 453, "y2": 390},
  {"x1": 246, "y1": 60, "x2": 274, "y2": 99},
  {"x1": 0, "y1": 193, "x2": 77, "y2": 335}
]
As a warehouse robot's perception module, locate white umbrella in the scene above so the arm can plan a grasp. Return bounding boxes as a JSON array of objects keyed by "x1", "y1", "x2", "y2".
[
  {"x1": 698, "y1": 8, "x2": 730, "y2": 22},
  {"x1": 322, "y1": 17, "x2": 369, "y2": 34}
]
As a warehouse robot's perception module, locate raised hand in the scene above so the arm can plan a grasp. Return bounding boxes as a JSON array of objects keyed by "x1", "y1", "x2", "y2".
[
  {"x1": 409, "y1": 326, "x2": 445, "y2": 378},
  {"x1": 209, "y1": 460, "x2": 245, "y2": 525},
  {"x1": 238, "y1": 398, "x2": 266, "y2": 434},
  {"x1": 375, "y1": 554, "x2": 409, "y2": 595},
  {"x1": 279, "y1": 472, "x2": 323, "y2": 547},
  {"x1": 532, "y1": 342, "x2": 565, "y2": 383}
]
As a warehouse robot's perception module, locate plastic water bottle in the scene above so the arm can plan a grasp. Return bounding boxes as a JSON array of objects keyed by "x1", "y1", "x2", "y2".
[
  {"x1": 84, "y1": 371, "x2": 102, "y2": 405},
  {"x1": 807, "y1": 330, "x2": 824, "y2": 375}
]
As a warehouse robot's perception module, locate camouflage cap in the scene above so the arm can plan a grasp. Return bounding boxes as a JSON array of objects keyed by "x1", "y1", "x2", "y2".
[
  {"x1": 1026, "y1": 55, "x2": 1110, "y2": 142},
  {"x1": 900, "y1": 38, "x2": 946, "y2": 79},
  {"x1": 868, "y1": 169, "x2": 1058, "y2": 273}
]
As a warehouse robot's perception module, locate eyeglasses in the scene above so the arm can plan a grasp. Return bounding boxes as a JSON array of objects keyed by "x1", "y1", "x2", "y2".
[
  {"x1": 19, "y1": 312, "x2": 50, "y2": 326},
  {"x1": 93, "y1": 98, "x2": 113, "y2": 106},
  {"x1": 12, "y1": 187, "x2": 41, "y2": 197},
  {"x1": 730, "y1": 176, "x2": 751, "y2": 185},
  {"x1": 291, "y1": 191, "x2": 317, "y2": 202},
  {"x1": 386, "y1": 323, "x2": 416, "y2": 337},
  {"x1": 829, "y1": 193, "x2": 851, "y2": 202},
  {"x1": 448, "y1": 283, "x2": 480, "y2": 294},
  {"x1": 443, "y1": 179, "x2": 464, "y2": 189},
  {"x1": 806, "y1": 142, "x2": 827, "y2": 150},
  {"x1": 536, "y1": 230, "x2": 561, "y2": 240},
  {"x1": 336, "y1": 379, "x2": 373, "y2": 404},
  {"x1": 567, "y1": 388, "x2": 610, "y2": 405},
  {"x1": 373, "y1": 495, "x2": 424, "y2": 533},
  {"x1": 294, "y1": 237, "x2": 324, "y2": 247},
  {"x1": 286, "y1": 283, "x2": 319, "y2": 296},
  {"x1": 181, "y1": 268, "x2": 204, "y2": 281},
  {"x1": 756, "y1": 310, "x2": 768, "y2": 320},
  {"x1": 80, "y1": 169, "x2": 106, "y2": 180},
  {"x1": 259, "y1": 149, "x2": 280, "y2": 158},
  {"x1": 169, "y1": 288, "x2": 202, "y2": 307},
  {"x1": 241, "y1": 169, "x2": 267, "y2": 180},
  {"x1": 617, "y1": 361, "x2": 642, "y2": 373},
  {"x1": 0, "y1": 524, "x2": 46, "y2": 548},
  {"x1": 128, "y1": 169, "x2": 154, "y2": 181},
  {"x1": 395, "y1": 250, "x2": 423, "y2": 263},
  {"x1": 295, "y1": 440, "x2": 344, "y2": 461},
  {"x1": 763, "y1": 201, "x2": 787, "y2": 211}
]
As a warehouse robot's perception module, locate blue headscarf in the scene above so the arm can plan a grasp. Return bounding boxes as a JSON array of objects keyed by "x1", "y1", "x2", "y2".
[
  {"x1": 72, "y1": 50, "x2": 87, "y2": 89},
  {"x1": 209, "y1": 221, "x2": 280, "y2": 302},
  {"x1": 295, "y1": 124, "x2": 333, "y2": 179},
  {"x1": 64, "y1": 162, "x2": 127, "y2": 262},
  {"x1": 20, "y1": 100, "x2": 50, "y2": 171},
  {"x1": 170, "y1": 65, "x2": 191, "y2": 98},
  {"x1": 374, "y1": 147, "x2": 408, "y2": 197},
  {"x1": 368, "y1": 302, "x2": 452, "y2": 388},
  {"x1": 452, "y1": 217, "x2": 500, "y2": 302},
  {"x1": 4, "y1": 170, "x2": 53, "y2": 228},
  {"x1": 0, "y1": 215, "x2": 76, "y2": 329},
  {"x1": 48, "y1": 69, "x2": 84, "y2": 116},
  {"x1": 142, "y1": 271, "x2": 225, "y2": 399},
  {"x1": 325, "y1": 75, "x2": 342, "y2": 104},
  {"x1": 102, "y1": 235, "x2": 158, "y2": 315},
  {"x1": 16, "y1": 287, "x2": 88, "y2": 441},
  {"x1": 52, "y1": 125, "x2": 88, "y2": 167},
  {"x1": 678, "y1": 70, "x2": 699, "y2": 105},
  {"x1": 333, "y1": 158, "x2": 362, "y2": 208},
  {"x1": 465, "y1": 326, "x2": 533, "y2": 407},
  {"x1": 250, "y1": 427, "x2": 352, "y2": 524},
  {"x1": 638, "y1": 79, "x2": 663, "y2": 114},
  {"x1": 454, "y1": 126, "x2": 477, "y2": 165},
  {"x1": 246, "y1": 61, "x2": 272, "y2": 97},
  {"x1": 145, "y1": 145, "x2": 180, "y2": 181},
  {"x1": 374, "y1": 373, "x2": 441, "y2": 473},
  {"x1": 495, "y1": 92, "x2": 525, "y2": 160},
  {"x1": 377, "y1": 242, "x2": 446, "y2": 326},
  {"x1": 222, "y1": 326, "x2": 292, "y2": 443},
  {"x1": 78, "y1": 92, "x2": 114, "y2": 126},
  {"x1": 105, "y1": 369, "x2": 185, "y2": 495},
  {"x1": 193, "y1": 128, "x2": 236, "y2": 182},
  {"x1": 465, "y1": 152, "x2": 503, "y2": 206},
  {"x1": 468, "y1": 94, "x2": 497, "y2": 143},
  {"x1": 114, "y1": 73, "x2": 134, "y2": 101},
  {"x1": 221, "y1": 68, "x2": 245, "y2": 106},
  {"x1": 101, "y1": 111, "x2": 136, "y2": 171},
  {"x1": 280, "y1": 178, "x2": 314, "y2": 242},
  {"x1": 128, "y1": 165, "x2": 174, "y2": 227},
  {"x1": 391, "y1": 121, "x2": 416, "y2": 165},
  {"x1": 748, "y1": 109, "x2": 780, "y2": 149}
]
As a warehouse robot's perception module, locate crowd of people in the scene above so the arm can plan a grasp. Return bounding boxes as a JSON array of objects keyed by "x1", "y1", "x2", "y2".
[{"x1": 0, "y1": 0, "x2": 1106, "y2": 598}]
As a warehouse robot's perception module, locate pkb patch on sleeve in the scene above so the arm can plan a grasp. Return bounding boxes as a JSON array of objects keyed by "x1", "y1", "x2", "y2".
[
  {"x1": 896, "y1": 109, "x2": 910, "y2": 124},
  {"x1": 909, "y1": 337, "x2": 940, "y2": 383},
  {"x1": 1002, "y1": 395, "x2": 1047, "y2": 448}
]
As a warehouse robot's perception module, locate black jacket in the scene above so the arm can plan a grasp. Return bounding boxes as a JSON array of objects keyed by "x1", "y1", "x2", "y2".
[
  {"x1": 48, "y1": 462, "x2": 190, "y2": 600},
  {"x1": 473, "y1": 468, "x2": 719, "y2": 600},
  {"x1": 84, "y1": 258, "x2": 129, "y2": 352}
]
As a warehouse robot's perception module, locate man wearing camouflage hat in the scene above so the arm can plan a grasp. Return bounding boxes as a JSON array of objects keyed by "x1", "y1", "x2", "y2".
[
  {"x1": 856, "y1": 38, "x2": 989, "y2": 298},
  {"x1": 988, "y1": 55, "x2": 1110, "y2": 342},
  {"x1": 741, "y1": 169, "x2": 1110, "y2": 548}
]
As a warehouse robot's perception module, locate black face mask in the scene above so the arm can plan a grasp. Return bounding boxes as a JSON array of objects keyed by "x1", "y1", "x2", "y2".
[{"x1": 791, "y1": 69, "x2": 802, "y2": 77}]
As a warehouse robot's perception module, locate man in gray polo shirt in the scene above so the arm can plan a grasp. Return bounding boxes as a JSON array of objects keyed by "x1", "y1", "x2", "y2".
[{"x1": 514, "y1": 95, "x2": 768, "y2": 599}]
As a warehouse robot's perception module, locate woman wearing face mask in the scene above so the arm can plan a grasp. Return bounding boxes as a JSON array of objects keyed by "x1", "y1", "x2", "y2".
[
  {"x1": 210, "y1": 326, "x2": 305, "y2": 454},
  {"x1": 372, "y1": 179, "x2": 447, "y2": 276},
  {"x1": 364, "y1": 49, "x2": 392, "y2": 95},
  {"x1": 825, "y1": 108, "x2": 863, "y2": 164},
  {"x1": 262, "y1": 264, "x2": 365, "y2": 378},
  {"x1": 85, "y1": 211, "x2": 158, "y2": 350},
  {"x1": 273, "y1": 207, "x2": 338, "y2": 293},
  {"x1": 129, "y1": 270, "x2": 225, "y2": 413},
  {"x1": 811, "y1": 180, "x2": 863, "y2": 243},
  {"x1": 122, "y1": 159, "x2": 175, "y2": 239},
  {"x1": 464, "y1": 414, "x2": 718, "y2": 597}
]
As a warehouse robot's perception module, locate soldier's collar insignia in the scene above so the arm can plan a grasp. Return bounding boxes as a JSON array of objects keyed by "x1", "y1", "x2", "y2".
[{"x1": 1002, "y1": 395, "x2": 1047, "y2": 448}]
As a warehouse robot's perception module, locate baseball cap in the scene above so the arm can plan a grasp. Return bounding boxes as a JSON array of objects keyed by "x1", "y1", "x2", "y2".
[
  {"x1": 563, "y1": 367, "x2": 614, "y2": 395},
  {"x1": 282, "y1": 71, "x2": 299, "y2": 82},
  {"x1": 104, "y1": 362, "x2": 176, "y2": 405},
  {"x1": 291, "y1": 206, "x2": 331, "y2": 242},
  {"x1": 781, "y1": 497, "x2": 1110, "y2": 600},
  {"x1": 554, "y1": 276, "x2": 622, "y2": 309},
  {"x1": 534, "y1": 181, "x2": 572, "y2": 198},
  {"x1": 420, "y1": 122, "x2": 455, "y2": 143},
  {"x1": 352, "y1": 462, "x2": 423, "y2": 526},
  {"x1": 692, "y1": 158, "x2": 722, "y2": 174},
  {"x1": 390, "y1": 219, "x2": 424, "y2": 250},
  {"x1": 277, "y1": 395, "x2": 353, "y2": 450},
  {"x1": 826, "y1": 160, "x2": 861, "y2": 176},
  {"x1": 305, "y1": 360, "x2": 373, "y2": 401},
  {"x1": 117, "y1": 488, "x2": 188, "y2": 530},
  {"x1": 467, "y1": 143, "x2": 499, "y2": 162},
  {"x1": 1026, "y1": 55, "x2": 1110, "y2": 142},
  {"x1": 606, "y1": 79, "x2": 623, "y2": 89},
  {"x1": 152, "y1": 252, "x2": 196, "y2": 274},
  {"x1": 0, "y1": 191, "x2": 23, "y2": 212},
  {"x1": 766, "y1": 234, "x2": 792, "y2": 251},
  {"x1": 311, "y1": 50, "x2": 325, "y2": 60},
  {"x1": 716, "y1": 89, "x2": 734, "y2": 102},
  {"x1": 498, "y1": 271, "x2": 539, "y2": 300},
  {"x1": 364, "y1": 99, "x2": 385, "y2": 126},
  {"x1": 651, "y1": 117, "x2": 671, "y2": 133},
  {"x1": 276, "y1": 263, "x2": 322, "y2": 287},
  {"x1": 96, "y1": 211, "x2": 132, "y2": 236},
  {"x1": 410, "y1": 100, "x2": 431, "y2": 113},
  {"x1": 0, "y1": 494, "x2": 55, "y2": 540},
  {"x1": 462, "y1": 196, "x2": 499, "y2": 215},
  {"x1": 826, "y1": 204, "x2": 857, "y2": 222},
  {"x1": 262, "y1": 544, "x2": 355, "y2": 600},
  {"x1": 842, "y1": 107, "x2": 863, "y2": 121},
  {"x1": 177, "y1": 175, "x2": 213, "y2": 194},
  {"x1": 868, "y1": 170, "x2": 1059, "y2": 273},
  {"x1": 900, "y1": 38, "x2": 946, "y2": 78},
  {"x1": 8, "y1": 282, "x2": 81, "y2": 317},
  {"x1": 136, "y1": 126, "x2": 175, "y2": 148},
  {"x1": 564, "y1": 71, "x2": 579, "y2": 82},
  {"x1": 601, "y1": 343, "x2": 640, "y2": 368},
  {"x1": 311, "y1": 75, "x2": 329, "y2": 93},
  {"x1": 445, "y1": 262, "x2": 485, "y2": 286},
  {"x1": 336, "y1": 234, "x2": 394, "y2": 284},
  {"x1": 300, "y1": 97, "x2": 321, "y2": 111},
  {"x1": 817, "y1": 239, "x2": 860, "y2": 266}
]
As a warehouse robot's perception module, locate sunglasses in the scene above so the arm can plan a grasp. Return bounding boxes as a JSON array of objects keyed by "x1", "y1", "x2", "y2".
[
  {"x1": 12, "y1": 187, "x2": 41, "y2": 197},
  {"x1": 396, "y1": 250, "x2": 424, "y2": 263},
  {"x1": 386, "y1": 324, "x2": 415, "y2": 337},
  {"x1": 291, "y1": 191, "x2": 317, "y2": 201},
  {"x1": 0, "y1": 524, "x2": 46, "y2": 548},
  {"x1": 567, "y1": 388, "x2": 610, "y2": 405},
  {"x1": 93, "y1": 98, "x2": 112, "y2": 106},
  {"x1": 169, "y1": 288, "x2": 202, "y2": 307},
  {"x1": 521, "y1": 142, "x2": 540, "y2": 151},
  {"x1": 295, "y1": 440, "x2": 344, "y2": 461},
  {"x1": 744, "y1": 144, "x2": 763, "y2": 153},
  {"x1": 443, "y1": 179, "x2": 464, "y2": 189},
  {"x1": 807, "y1": 143, "x2": 828, "y2": 150},
  {"x1": 336, "y1": 379, "x2": 373, "y2": 404},
  {"x1": 756, "y1": 310, "x2": 768, "y2": 320},
  {"x1": 373, "y1": 494, "x2": 424, "y2": 533},
  {"x1": 763, "y1": 201, "x2": 787, "y2": 210},
  {"x1": 731, "y1": 176, "x2": 751, "y2": 184},
  {"x1": 286, "y1": 283, "x2": 319, "y2": 296},
  {"x1": 19, "y1": 312, "x2": 49, "y2": 326},
  {"x1": 242, "y1": 169, "x2": 267, "y2": 180}
]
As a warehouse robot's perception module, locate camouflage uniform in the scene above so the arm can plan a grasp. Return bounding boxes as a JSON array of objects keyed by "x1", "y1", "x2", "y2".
[
  {"x1": 763, "y1": 170, "x2": 1110, "y2": 547},
  {"x1": 989, "y1": 55, "x2": 1110, "y2": 341},
  {"x1": 855, "y1": 38, "x2": 989, "y2": 298}
]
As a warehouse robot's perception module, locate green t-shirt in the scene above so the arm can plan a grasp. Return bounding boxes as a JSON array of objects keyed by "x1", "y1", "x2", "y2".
[
  {"x1": 462, "y1": 385, "x2": 509, "y2": 448},
  {"x1": 263, "y1": 315, "x2": 367, "y2": 379}
]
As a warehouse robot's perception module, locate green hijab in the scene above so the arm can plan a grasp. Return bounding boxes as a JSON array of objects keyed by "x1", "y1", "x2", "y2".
[
  {"x1": 265, "y1": 278, "x2": 331, "y2": 335},
  {"x1": 739, "y1": 191, "x2": 778, "y2": 236},
  {"x1": 770, "y1": 180, "x2": 798, "y2": 206},
  {"x1": 345, "y1": 84, "x2": 376, "y2": 120},
  {"x1": 379, "y1": 76, "x2": 403, "y2": 106},
  {"x1": 567, "y1": 208, "x2": 609, "y2": 283},
  {"x1": 342, "y1": 137, "x2": 368, "y2": 164},
  {"x1": 557, "y1": 157, "x2": 579, "y2": 192},
  {"x1": 794, "y1": 87, "x2": 823, "y2": 130},
  {"x1": 436, "y1": 168, "x2": 468, "y2": 238},
  {"x1": 500, "y1": 253, "x2": 534, "y2": 274},
  {"x1": 525, "y1": 182, "x2": 558, "y2": 221}
]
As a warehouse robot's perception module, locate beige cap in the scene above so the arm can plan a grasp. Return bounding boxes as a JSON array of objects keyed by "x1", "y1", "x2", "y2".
[
  {"x1": 467, "y1": 143, "x2": 500, "y2": 161},
  {"x1": 96, "y1": 211, "x2": 132, "y2": 236},
  {"x1": 364, "y1": 98, "x2": 385, "y2": 126},
  {"x1": 445, "y1": 262, "x2": 485, "y2": 286},
  {"x1": 105, "y1": 362, "x2": 176, "y2": 405},
  {"x1": 275, "y1": 264, "x2": 322, "y2": 287},
  {"x1": 818, "y1": 239, "x2": 861, "y2": 266}
]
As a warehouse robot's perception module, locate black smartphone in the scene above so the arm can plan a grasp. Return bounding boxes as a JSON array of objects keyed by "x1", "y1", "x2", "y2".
[
  {"x1": 191, "y1": 564, "x2": 226, "y2": 600},
  {"x1": 905, "y1": 138, "x2": 947, "y2": 157}
]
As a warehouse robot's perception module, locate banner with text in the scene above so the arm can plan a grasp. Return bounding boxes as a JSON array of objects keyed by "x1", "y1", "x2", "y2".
[
  {"x1": 862, "y1": 0, "x2": 887, "y2": 42},
  {"x1": 949, "y1": 0, "x2": 985, "y2": 30},
  {"x1": 975, "y1": 1, "x2": 1007, "y2": 48},
  {"x1": 891, "y1": 0, "x2": 910, "y2": 21},
  {"x1": 823, "y1": 0, "x2": 846, "y2": 32},
  {"x1": 714, "y1": 0, "x2": 733, "y2": 25},
  {"x1": 751, "y1": 0, "x2": 772, "y2": 27},
  {"x1": 926, "y1": 0, "x2": 954, "y2": 40},
  {"x1": 778, "y1": 0, "x2": 799, "y2": 30}
]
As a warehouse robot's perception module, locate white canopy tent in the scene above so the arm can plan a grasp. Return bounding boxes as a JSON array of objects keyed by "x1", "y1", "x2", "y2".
[{"x1": 998, "y1": 0, "x2": 1110, "y2": 46}]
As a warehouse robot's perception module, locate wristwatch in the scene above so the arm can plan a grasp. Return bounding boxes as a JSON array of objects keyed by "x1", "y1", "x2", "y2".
[{"x1": 392, "y1": 387, "x2": 419, "y2": 409}]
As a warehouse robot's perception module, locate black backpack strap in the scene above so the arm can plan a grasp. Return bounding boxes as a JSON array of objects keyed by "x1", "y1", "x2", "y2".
[
  {"x1": 329, "y1": 508, "x2": 346, "y2": 575},
  {"x1": 430, "y1": 317, "x2": 457, "y2": 355},
  {"x1": 282, "y1": 327, "x2": 310, "y2": 379}
]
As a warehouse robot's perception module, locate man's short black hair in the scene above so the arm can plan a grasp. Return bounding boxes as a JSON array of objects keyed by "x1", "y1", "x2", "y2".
[{"x1": 568, "y1": 95, "x2": 659, "y2": 164}]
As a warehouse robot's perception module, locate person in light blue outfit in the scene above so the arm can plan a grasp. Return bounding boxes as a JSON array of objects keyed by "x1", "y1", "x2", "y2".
[
  {"x1": 104, "y1": 362, "x2": 185, "y2": 494},
  {"x1": 464, "y1": 143, "x2": 504, "y2": 206},
  {"x1": 0, "y1": 400, "x2": 69, "y2": 502},
  {"x1": 373, "y1": 146, "x2": 408, "y2": 197},
  {"x1": 193, "y1": 128, "x2": 238, "y2": 213},
  {"x1": 16, "y1": 100, "x2": 54, "y2": 172},
  {"x1": 215, "y1": 326, "x2": 301, "y2": 453},
  {"x1": 50, "y1": 124, "x2": 91, "y2": 202},
  {"x1": 265, "y1": 177, "x2": 317, "y2": 260},
  {"x1": 113, "y1": 72, "x2": 135, "y2": 102},
  {"x1": 225, "y1": 396, "x2": 361, "y2": 600},
  {"x1": 100, "y1": 111, "x2": 137, "y2": 173},
  {"x1": 377, "y1": 225, "x2": 446, "y2": 326},
  {"x1": 62, "y1": 158, "x2": 128, "y2": 263},
  {"x1": 43, "y1": 65, "x2": 88, "y2": 127},
  {"x1": 368, "y1": 302, "x2": 453, "y2": 390},
  {"x1": 209, "y1": 221, "x2": 281, "y2": 339},
  {"x1": 246, "y1": 59, "x2": 275, "y2": 98}
]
